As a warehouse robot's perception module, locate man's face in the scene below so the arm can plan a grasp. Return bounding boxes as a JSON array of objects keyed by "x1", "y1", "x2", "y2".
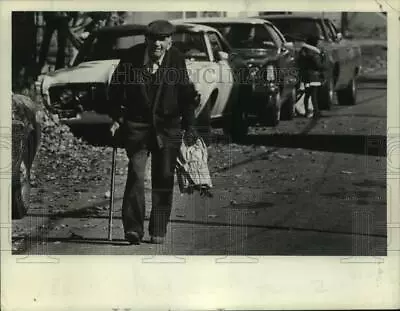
[{"x1": 146, "y1": 35, "x2": 171, "y2": 60}]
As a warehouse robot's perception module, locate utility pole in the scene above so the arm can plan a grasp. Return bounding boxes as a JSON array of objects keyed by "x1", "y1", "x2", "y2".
[{"x1": 341, "y1": 12, "x2": 349, "y2": 34}]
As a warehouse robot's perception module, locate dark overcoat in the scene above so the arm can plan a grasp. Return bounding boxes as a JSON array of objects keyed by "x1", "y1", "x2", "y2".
[{"x1": 108, "y1": 43, "x2": 197, "y2": 149}]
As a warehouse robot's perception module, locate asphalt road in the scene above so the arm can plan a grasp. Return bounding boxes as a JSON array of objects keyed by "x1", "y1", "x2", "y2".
[{"x1": 12, "y1": 80, "x2": 387, "y2": 256}]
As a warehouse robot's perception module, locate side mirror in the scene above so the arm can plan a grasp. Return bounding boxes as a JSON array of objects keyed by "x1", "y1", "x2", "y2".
[{"x1": 216, "y1": 51, "x2": 229, "y2": 61}]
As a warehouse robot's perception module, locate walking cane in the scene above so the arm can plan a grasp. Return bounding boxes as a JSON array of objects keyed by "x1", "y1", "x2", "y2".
[{"x1": 107, "y1": 133, "x2": 117, "y2": 241}]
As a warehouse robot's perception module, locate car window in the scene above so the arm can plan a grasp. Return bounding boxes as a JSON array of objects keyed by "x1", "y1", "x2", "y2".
[
  {"x1": 269, "y1": 18, "x2": 325, "y2": 42},
  {"x1": 325, "y1": 20, "x2": 339, "y2": 40},
  {"x1": 207, "y1": 32, "x2": 223, "y2": 58},
  {"x1": 321, "y1": 20, "x2": 335, "y2": 41},
  {"x1": 330, "y1": 21, "x2": 340, "y2": 34},
  {"x1": 213, "y1": 31, "x2": 232, "y2": 52},
  {"x1": 172, "y1": 32, "x2": 209, "y2": 61},
  {"x1": 76, "y1": 31, "x2": 209, "y2": 64},
  {"x1": 264, "y1": 23, "x2": 283, "y2": 47},
  {"x1": 77, "y1": 33, "x2": 145, "y2": 63},
  {"x1": 270, "y1": 23, "x2": 286, "y2": 44},
  {"x1": 204, "y1": 23, "x2": 276, "y2": 49}
]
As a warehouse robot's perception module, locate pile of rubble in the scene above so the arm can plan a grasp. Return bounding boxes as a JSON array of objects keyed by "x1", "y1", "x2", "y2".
[{"x1": 32, "y1": 108, "x2": 112, "y2": 187}]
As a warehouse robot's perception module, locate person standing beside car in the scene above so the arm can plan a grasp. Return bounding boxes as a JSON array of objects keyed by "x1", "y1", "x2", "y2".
[
  {"x1": 297, "y1": 34, "x2": 326, "y2": 118},
  {"x1": 108, "y1": 20, "x2": 199, "y2": 245}
]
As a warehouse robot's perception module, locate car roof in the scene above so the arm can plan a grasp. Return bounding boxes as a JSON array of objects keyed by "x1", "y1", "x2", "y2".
[
  {"x1": 170, "y1": 21, "x2": 218, "y2": 32},
  {"x1": 172, "y1": 17, "x2": 273, "y2": 25},
  {"x1": 256, "y1": 13, "x2": 326, "y2": 21},
  {"x1": 94, "y1": 22, "x2": 214, "y2": 36}
]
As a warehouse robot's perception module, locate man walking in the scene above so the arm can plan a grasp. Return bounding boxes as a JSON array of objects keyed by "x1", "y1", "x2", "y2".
[
  {"x1": 109, "y1": 20, "x2": 199, "y2": 245},
  {"x1": 38, "y1": 12, "x2": 72, "y2": 72}
]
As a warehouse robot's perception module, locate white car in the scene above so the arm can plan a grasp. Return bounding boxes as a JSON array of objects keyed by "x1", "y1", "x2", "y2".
[{"x1": 41, "y1": 23, "x2": 250, "y2": 142}]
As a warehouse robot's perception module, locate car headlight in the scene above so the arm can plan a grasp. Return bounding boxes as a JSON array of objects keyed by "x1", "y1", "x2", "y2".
[{"x1": 265, "y1": 65, "x2": 276, "y2": 81}]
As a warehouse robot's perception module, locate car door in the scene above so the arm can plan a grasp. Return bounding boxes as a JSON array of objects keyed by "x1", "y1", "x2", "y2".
[
  {"x1": 328, "y1": 20, "x2": 358, "y2": 83},
  {"x1": 265, "y1": 23, "x2": 297, "y2": 99},
  {"x1": 322, "y1": 19, "x2": 350, "y2": 87},
  {"x1": 317, "y1": 19, "x2": 346, "y2": 87},
  {"x1": 205, "y1": 31, "x2": 235, "y2": 118}
]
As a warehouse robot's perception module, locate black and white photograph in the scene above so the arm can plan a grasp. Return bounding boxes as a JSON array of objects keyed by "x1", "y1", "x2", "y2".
[{"x1": 10, "y1": 10, "x2": 388, "y2": 256}]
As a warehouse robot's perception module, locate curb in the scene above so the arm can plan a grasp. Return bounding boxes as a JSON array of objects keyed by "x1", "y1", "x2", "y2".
[{"x1": 358, "y1": 74, "x2": 387, "y2": 83}]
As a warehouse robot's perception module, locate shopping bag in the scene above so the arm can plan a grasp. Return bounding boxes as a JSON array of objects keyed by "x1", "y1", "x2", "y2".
[{"x1": 176, "y1": 135, "x2": 213, "y2": 197}]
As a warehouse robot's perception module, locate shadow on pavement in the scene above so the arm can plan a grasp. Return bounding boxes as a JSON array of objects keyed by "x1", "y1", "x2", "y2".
[
  {"x1": 215, "y1": 133, "x2": 387, "y2": 157},
  {"x1": 26, "y1": 210, "x2": 386, "y2": 239}
]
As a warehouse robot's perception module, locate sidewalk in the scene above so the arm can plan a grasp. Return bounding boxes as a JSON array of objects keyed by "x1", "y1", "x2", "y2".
[{"x1": 358, "y1": 67, "x2": 387, "y2": 83}]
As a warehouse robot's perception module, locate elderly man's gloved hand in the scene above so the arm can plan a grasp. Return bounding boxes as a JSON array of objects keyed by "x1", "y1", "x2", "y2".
[{"x1": 183, "y1": 127, "x2": 200, "y2": 146}]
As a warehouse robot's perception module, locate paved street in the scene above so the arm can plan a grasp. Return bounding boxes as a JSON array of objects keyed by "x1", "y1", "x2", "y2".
[{"x1": 12, "y1": 79, "x2": 387, "y2": 256}]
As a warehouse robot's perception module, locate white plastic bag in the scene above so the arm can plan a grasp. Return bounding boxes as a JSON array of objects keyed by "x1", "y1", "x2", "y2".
[{"x1": 176, "y1": 136, "x2": 213, "y2": 195}]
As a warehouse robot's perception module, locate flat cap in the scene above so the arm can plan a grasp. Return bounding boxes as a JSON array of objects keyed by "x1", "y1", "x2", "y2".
[{"x1": 146, "y1": 20, "x2": 176, "y2": 37}]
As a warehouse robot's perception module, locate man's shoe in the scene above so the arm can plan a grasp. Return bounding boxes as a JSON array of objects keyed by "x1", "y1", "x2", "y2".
[
  {"x1": 313, "y1": 111, "x2": 321, "y2": 119},
  {"x1": 125, "y1": 231, "x2": 141, "y2": 245},
  {"x1": 150, "y1": 236, "x2": 165, "y2": 244}
]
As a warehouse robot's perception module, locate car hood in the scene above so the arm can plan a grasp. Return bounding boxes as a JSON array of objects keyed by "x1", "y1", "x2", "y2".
[
  {"x1": 41, "y1": 59, "x2": 120, "y2": 94},
  {"x1": 233, "y1": 48, "x2": 279, "y2": 65},
  {"x1": 42, "y1": 59, "x2": 206, "y2": 93}
]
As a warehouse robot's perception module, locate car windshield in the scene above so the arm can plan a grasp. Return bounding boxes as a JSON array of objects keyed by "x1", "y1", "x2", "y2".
[
  {"x1": 268, "y1": 18, "x2": 324, "y2": 41},
  {"x1": 76, "y1": 30, "x2": 208, "y2": 64},
  {"x1": 202, "y1": 23, "x2": 276, "y2": 49}
]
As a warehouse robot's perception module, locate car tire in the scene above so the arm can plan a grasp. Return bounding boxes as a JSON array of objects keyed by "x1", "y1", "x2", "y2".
[
  {"x1": 265, "y1": 92, "x2": 281, "y2": 127},
  {"x1": 196, "y1": 95, "x2": 213, "y2": 146},
  {"x1": 223, "y1": 87, "x2": 249, "y2": 143},
  {"x1": 12, "y1": 136, "x2": 32, "y2": 219},
  {"x1": 280, "y1": 88, "x2": 296, "y2": 121},
  {"x1": 317, "y1": 77, "x2": 335, "y2": 110},
  {"x1": 337, "y1": 76, "x2": 357, "y2": 106}
]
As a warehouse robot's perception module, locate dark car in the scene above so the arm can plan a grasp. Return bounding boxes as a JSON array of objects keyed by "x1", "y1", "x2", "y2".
[
  {"x1": 258, "y1": 14, "x2": 362, "y2": 108},
  {"x1": 12, "y1": 94, "x2": 42, "y2": 219},
  {"x1": 173, "y1": 17, "x2": 299, "y2": 127}
]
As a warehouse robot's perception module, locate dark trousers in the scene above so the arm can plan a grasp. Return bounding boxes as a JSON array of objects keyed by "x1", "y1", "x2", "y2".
[
  {"x1": 122, "y1": 137, "x2": 180, "y2": 238},
  {"x1": 38, "y1": 19, "x2": 69, "y2": 70},
  {"x1": 304, "y1": 86, "x2": 319, "y2": 115}
]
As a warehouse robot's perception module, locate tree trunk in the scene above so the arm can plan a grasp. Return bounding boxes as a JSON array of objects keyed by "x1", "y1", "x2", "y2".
[{"x1": 12, "y1": 12, "x2": 37, "y2": 93}]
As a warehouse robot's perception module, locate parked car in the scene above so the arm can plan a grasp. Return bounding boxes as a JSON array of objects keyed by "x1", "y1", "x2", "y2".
[
  {"x1": 41, "y1": 23, "x2": 249, "y2": 142},
  {"x1": 12, "y1": 94, "x2": 42, "y2": 219},
  {"x1": 173, "y1": 17, "x2": 299, "y2": 127},
  {"x1": 258, "y1": 14, "x2": 362, "y2": 108}
]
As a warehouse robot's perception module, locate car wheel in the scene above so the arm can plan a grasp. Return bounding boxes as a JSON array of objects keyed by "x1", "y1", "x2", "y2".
[
  {"x1": 318, "y1": 78, "x2": 335, "y2": 110},
  {"x1": 280, "y1": 88, "x2": 296, "y2": 121},
  {"x1": 337, "y1": 76, "x2": 357, "y2": 106},
  {"x1": 265, "y1": 92, "x2": 281, "y2": 127},
  {"x1": 196, "y1": 95, "x2": 213, "y2": 146},
  {"x1": 12, "y1": 137, "x2": 32, "y2": 219},
  {"x1": 223, "y1": 87, "x2": 249, "y2": 143}
]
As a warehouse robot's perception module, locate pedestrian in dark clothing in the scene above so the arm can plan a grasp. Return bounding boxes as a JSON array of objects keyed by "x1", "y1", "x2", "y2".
[
  {"x1": 297, "y1": 35, "x2": 326, "y2": 118},
  {"x1": 38, "y1": 12, "x2": 72, "y2": 72},
  {"x1": 108, "y1": 20, "x2": 199, "y2": 245}
]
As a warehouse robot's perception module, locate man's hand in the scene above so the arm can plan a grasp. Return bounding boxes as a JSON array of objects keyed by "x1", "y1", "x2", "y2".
[{"x1": 110, "y1": 121, "x2": 120, "y2": 137}]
